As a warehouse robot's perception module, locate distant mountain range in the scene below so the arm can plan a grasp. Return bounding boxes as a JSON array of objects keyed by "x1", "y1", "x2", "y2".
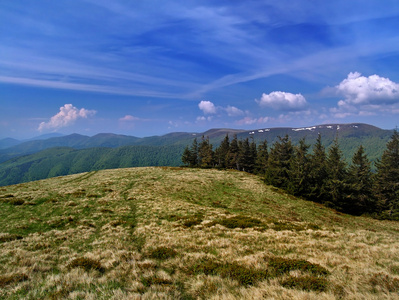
[{"x1": 0, "y1": 123, "x2": 394, "y2": 186}]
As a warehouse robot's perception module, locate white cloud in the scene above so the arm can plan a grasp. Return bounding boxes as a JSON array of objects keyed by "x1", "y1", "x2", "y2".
[
  {"x1": 256, "y1": 91, "x2": 308, "y2": 111},
  {"x1": 119, "y1": 115, "x2": 139, "y2": 121},
  {"x1": 336, "y1": 72, "x2": 399, "y2": 105},
  {"x1": 198, "y1": 100, "x2": 217, "y2": 114},
  {"x1": 225, "y1": 105, "x2": 244, "y2": 117},
  {"x1": 331, "y1": 72, "x2": 399, "y2": 118},
  {"x1": 38, "y1": 104, "x2": 96, "y2": 131}
]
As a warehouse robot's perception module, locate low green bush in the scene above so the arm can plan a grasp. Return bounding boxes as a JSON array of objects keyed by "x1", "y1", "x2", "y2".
[
  {"x1": 187, "y1": 258, "x2": 270, "y2": 286},
  {"x1": 211, "y1": 215, "x2": 265, "y2": 229},
  {"x1": 268, "y1": 257, "x2": 329, "y2": 276},
  {"x1": 281, "y1": 275, "x2": 328, "y2": 292}
]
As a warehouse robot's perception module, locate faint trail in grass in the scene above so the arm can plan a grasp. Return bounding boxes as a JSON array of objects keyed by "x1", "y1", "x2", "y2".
[
  {"x1": 119, "y1": 179, "x2": 145, "y2": 251},
  {"x1": 64, "y1": 171, "x2": 98, "y2": 184}
]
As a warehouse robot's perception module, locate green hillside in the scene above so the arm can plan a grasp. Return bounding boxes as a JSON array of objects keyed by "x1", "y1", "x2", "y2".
[
  {"x1": 0, "y1": 167, "x2": 398, "y2": 299},
  {"x1": 0, "y1": 145, "x2": 184, "y2": 186}
]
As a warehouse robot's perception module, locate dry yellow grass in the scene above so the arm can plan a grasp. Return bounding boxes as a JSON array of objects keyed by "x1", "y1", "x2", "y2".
[{"x1": 0, "y1": 167, "x2": 398, "y2": 299}]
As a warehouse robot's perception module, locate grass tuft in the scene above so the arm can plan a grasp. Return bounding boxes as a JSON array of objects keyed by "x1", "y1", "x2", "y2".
[
  {"x1": 0, "y1": 273, "x2": 29, "y2": 287},
  {"x1": 148, "y1": 246, "x2": 178, "y2": 260},
  {"x1": 141, "y1": 276, "x2": 172, "y2": 286},
  {"x1": 369, "y1": 272, "x2": 399, "y2": 292},
  {"x1": 68, "y1": 257, "x2": 105, "y2": 273}
]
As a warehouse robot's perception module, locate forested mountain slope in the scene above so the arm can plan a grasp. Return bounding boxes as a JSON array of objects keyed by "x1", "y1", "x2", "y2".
[{"x1": 0, "y1": 145, "x2": 184, "y2": 186}]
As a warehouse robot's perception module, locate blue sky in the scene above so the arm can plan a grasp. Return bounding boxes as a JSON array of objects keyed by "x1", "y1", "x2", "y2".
[{"x1": 1, "y1": 0, "x2": 399, "y2": 139}]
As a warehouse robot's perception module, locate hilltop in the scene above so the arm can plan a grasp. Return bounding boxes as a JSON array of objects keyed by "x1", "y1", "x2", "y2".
[{"x1": 1, "y1": 167, "x2": 398, "y2": 299}]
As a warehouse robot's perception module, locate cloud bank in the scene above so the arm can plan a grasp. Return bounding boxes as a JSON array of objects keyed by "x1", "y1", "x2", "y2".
[
  {"x1": 257, "y1": 91, "x2": 308, "y2": 111},
  {"x1": 38, "y1": 104, "x2": 96, "y2": 131}
]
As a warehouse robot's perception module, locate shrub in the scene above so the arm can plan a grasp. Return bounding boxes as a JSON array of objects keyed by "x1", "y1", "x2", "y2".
[
  {"x1": 183, "y1": 215, "x2": 203, "y2": 227},
  {"x1": 148, "y1": 246, "x2": 178, "y2": 260},
  {"x1": 68, "y1": 257, "x2": 105, "y2": 273},
  {"x1": 268, "y1": 257, "x2": 329, "y2": 276},
  {"x1": 211, "y1": 215, "x2": 265, "y2": 229},
  {"x1": 272, "y1": 221, "x2": 306, "y2": 231},
  {"x1": 187, "y1": 258, "x2": 270, "y2": 285},
  {"x1": 281, "y1": 275, "x2": 328, "y2": 292},
  {"x1": 0, "y1": 273, "x2": 29, "y2": 287}
]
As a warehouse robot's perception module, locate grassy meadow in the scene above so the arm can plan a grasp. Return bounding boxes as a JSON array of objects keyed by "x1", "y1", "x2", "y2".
[{"x1": 0, "y1": 167, "x2": 398, "y2": 299}]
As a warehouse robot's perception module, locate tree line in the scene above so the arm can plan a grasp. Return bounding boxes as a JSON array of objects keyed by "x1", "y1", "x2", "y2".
[{"x1": 182, "y1": 130, "x2": 399, "y2": 219}]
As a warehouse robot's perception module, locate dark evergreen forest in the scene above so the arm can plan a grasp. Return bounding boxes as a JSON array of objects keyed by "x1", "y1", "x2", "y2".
[{"x1": 182, "y1": 130, "x2": 399, "y2": 220}]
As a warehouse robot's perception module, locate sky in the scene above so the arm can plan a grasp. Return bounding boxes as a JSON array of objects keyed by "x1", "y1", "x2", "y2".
[{"x1": 1, "y1": 0, "x2": 399, "y2": 139}]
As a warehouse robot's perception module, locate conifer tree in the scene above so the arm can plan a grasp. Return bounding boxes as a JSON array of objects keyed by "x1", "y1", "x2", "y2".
[
  {"x1": 215, "y1": 134, "x2": 230, "y2": 168},
  {"x1": 238, "y1": 138, "x2": 251, "y2": 172},
  {"x1": 265, "y1": 135, "x2": 293, "y2": 188},
  {"x1": 198, "y1": 136, "x2": 214, "y2": 168},
  {"x1": 288, "y1": 138, "x2": 311, "y2": 197},
  {"x1": 181, "y1": 146, "x2": 192, "y2": 167},
  {"x1": 347, "y1": 145, "x2": 374, "y2": 214},
  {"x1": 249, "y1": 137, "x2": 258, "y2": 173},
  {"x1": 182, "y1": 138, "x2": 198, "y2": 167},
  {"x1": 255, "y1": 140, "x2": 268, "y2": 174},
  {"x1": 374, "y1": 129, "x2": 399, "y2": 217},
  {"x1": 307, "y1": 134, "x2": 328, "y2": 202},
  {"x1": 226, "y1": 134, "x2": 239, "y2": 169},
  {"x1": 325, "y1": 137, "x2": 347, "y2": 210}
]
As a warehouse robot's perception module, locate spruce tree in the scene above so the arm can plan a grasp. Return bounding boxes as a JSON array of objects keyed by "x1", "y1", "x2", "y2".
[
  {"x1": 325, "y1": 137, "x2": 347, "y2": 210},
  {"x1": 288, "y1": 138, "x2": 311, "y2": 197},
  {"x1": 198, "y1": 136, "x2": 214, "y2": 168},
  {"x1": 215, "y1": 134, "x2": 230, "y2": 168},
  {"x1": 255, "y1": 140, "x2": 268, "y2": 174},
  {"x1": 187, "y1": 138, "x2": 199, "y2": 167},
  {"x1": 182, "y1": 138, "x2": 199, "y2": 167},
  {"x1": 308, "y1": 134, "x2": 328, "y2": 202},
  {"x1": 374, "y1": 129, "x2": 399, "y2": 218},
  {"x1": 347, "y1": 145, "x2": 374, "y2": 214},
  {"x1": 249, "y1": 137, "x2": 258, "y2": 173},
  {"x1": 265, "y1": 135, "x2": 293, "y2": 188},
  {"x1": 238, "y1": 138, "x2": 251, "y2": 172},
  {"x1": 181, "y1": 146, "x2": 192, "y2": 167},
  {"x1": 226, "y1": 135, "x2": 239, "y2": 170}
]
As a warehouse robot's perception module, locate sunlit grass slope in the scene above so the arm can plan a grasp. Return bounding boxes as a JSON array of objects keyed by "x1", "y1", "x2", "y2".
[{"x1": 0, "y1": 167, "x2": 398, "y2": 299}]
